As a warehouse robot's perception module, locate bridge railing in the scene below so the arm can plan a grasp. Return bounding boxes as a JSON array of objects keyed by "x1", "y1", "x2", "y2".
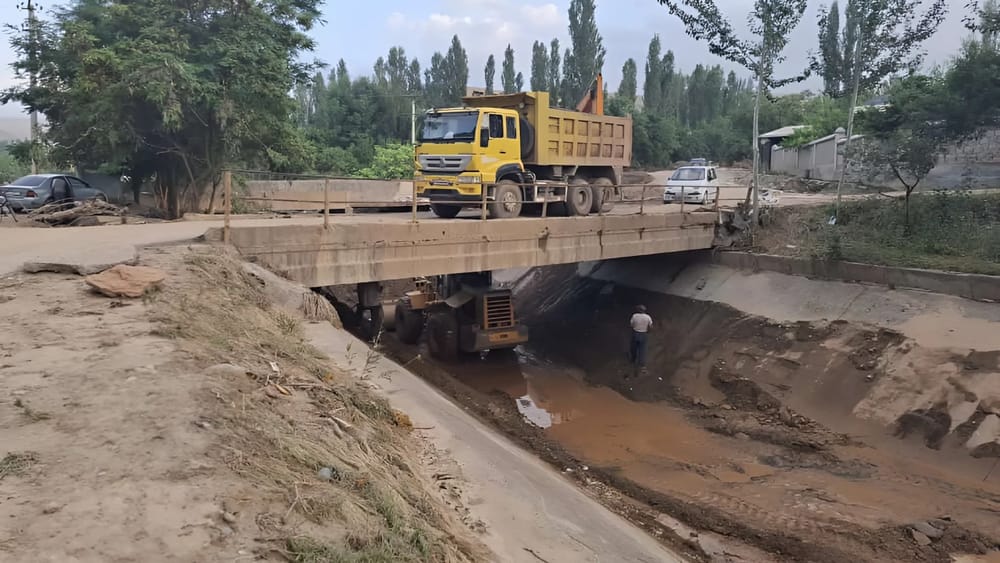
[{"x1": 218, "y1": 169, "x2": 749, "y2": 243}]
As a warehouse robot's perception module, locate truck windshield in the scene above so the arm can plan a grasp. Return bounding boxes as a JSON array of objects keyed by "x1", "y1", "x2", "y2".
[
  {"x1": 671, "y1": 168, "x2": 706, "y2": 181},
  {"x1": 421, "y1": 111, "x2": 479, "y2": 143}
]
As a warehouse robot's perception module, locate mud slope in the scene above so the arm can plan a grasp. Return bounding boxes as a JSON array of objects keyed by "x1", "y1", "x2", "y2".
[{"x1": 515, "y1": 258, "x2": 1000, "y2": 561}]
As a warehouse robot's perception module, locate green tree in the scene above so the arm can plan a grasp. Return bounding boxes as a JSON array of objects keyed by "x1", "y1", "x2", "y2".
[
  {"x1": 515, "y1": 72, "x2": 525, "y2": 93},
  {"x1": 655, "y1": 0, "x2": 809, "y2": 226},
  {"x1": 547, "y1": 39, "x2": 562, "y2": 104},
  {"x1": 485, "y1": 54, "x2": 496, "y2": 94},
  {"x1": 617, "y1": 58, "x2": 638, "y2": 112},
  {"x1": 643, "y1": 36, "x2": 665, "y2": 112},
  {"x1": 816, "y1": 2, "x2": 844, "y2": 95},
  {"x1": 965, "y1": 0, "x2": 1000, "y2": 38},
  {"x1": 502, "y1": 44, "x2": 517, "y2": 93},
  {"x1": 856, "y1": 75, "x2": 950, "y2": 230},
  {"x1": 817, "y1": 0, "x2": 948, "y2": 218},
  {"x1": 424, "y1": 36, "x2": 468, "y2": 107},
  {"x1": 2, "y1": 0, "x2": 322, "y2": 217},
  {"x1": 563, "y1": 0, "x2": 607, "y2": 104},
  {"x1": 530, "y1": 41, "x2": 549, "y2": 91},
  {"x1": 358, "y1": 144, "x2": 415, "y2": 179}
]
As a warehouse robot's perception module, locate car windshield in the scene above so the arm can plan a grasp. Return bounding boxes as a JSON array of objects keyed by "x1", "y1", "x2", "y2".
[
  {"x1": 421, "y1": 111, "x2": 479, "y2": 143},
  {"x1": 671, "y1": 168, "x2": 706, "y2": 181},
  {"x1": 9, "y1": 175, "x2": 48, "y2": 187}
]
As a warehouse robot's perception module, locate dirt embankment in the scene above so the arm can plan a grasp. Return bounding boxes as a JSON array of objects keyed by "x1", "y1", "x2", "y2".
[
  {"x1": 523, "y1": 270, "x2": 1000, "y2": 561},
  {"x1": 0, "y1": 247, "x2": 487, "y2": 562}
]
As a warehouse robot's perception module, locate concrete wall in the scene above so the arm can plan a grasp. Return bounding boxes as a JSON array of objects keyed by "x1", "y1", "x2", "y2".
[
  {"x1": 768, "y1": 127, "x2": 1000, "y2": 189},
  {"x1": 201, "y1": 178, "x2": 421, "y2": 212},
  {"x1": 711, "y1": 251, "x2": 1000, "y2": 303}
]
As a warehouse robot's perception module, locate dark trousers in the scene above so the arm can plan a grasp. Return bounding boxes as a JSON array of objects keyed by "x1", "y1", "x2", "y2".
[{"x1": 630, "y1": 331, "x2": 648, "y2": 367}]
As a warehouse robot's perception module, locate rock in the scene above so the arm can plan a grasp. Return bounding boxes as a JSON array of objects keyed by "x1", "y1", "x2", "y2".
[
  {"x1": 735, "y1": 432, "x2": 751, "y2": 441},
  {"x1": 221, "y1": 511, "x2": 238, "y2": 524},
  {"x1": 910, "y1": 529, "x2": 932, "y2": 546},
  {"x1": 912, "y1": 521, "x2": 943, "y2": 539},
  {"x1": 966, "y1": 414, "x2": 1000, "y2": 450},
  {"x1": 318, "y1": 467, "x2": 335, "y2": 481},
  {"x1": 42, "y1": 502, "x2": 62, "y2": 515},
  {"x1": 84, "y1": 264, "x2": 165, "y2": 298}
]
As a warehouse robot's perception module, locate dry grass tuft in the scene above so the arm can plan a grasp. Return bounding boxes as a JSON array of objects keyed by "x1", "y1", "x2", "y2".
[{"x1": 150, "y1": 247, "x2": 487, "y2": 562}]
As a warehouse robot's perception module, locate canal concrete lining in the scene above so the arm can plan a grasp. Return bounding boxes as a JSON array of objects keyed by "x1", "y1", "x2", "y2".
[{"x1": 212, "y1": 212, "x2": 718, "y2": 286}]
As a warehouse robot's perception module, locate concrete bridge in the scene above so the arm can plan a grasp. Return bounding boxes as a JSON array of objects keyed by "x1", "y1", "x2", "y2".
[{"x1": 209, "y1": 211, "x2": 719, "y2": 287}]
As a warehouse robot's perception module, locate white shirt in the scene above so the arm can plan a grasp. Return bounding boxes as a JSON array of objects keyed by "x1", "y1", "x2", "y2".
[{"x1": 630, "y1": 313, "x2": 653, "y2": 333}]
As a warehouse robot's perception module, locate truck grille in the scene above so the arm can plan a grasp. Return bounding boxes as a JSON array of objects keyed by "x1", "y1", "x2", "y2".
[
  {"x1": 484, "y1": 293, "x2": 515, "y2": 329},
  {"x1": 418, "y1": 154, "x2": 472, "y2": 173}
]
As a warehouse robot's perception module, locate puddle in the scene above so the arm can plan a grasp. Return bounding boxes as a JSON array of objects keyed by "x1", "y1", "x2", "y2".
[{"x1": 457, "y1": 350, "x2": 775, "y2": 491}]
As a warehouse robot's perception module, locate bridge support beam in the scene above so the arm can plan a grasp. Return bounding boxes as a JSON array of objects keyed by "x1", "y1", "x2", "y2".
[{"x1": 211, "y1": 212, "x2": 717, "y2": 287}]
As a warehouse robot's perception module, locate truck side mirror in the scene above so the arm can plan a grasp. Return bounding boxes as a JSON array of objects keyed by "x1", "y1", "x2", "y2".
[{"x1": 480, "y1": 127, "x2": 490, "y2": 148}]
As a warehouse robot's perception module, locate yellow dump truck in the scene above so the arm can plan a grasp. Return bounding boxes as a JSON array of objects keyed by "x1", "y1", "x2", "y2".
[{"x1": 414, "y1": 79, "x2": 633, "y2": 219}]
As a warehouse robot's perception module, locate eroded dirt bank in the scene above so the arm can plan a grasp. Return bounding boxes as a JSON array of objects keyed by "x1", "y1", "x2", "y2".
[
  {"x1": 0, "y1": 246, "x2": 486, "y2": 562},
  {"x1": 373, "y1": 260, "x2": 1000, "y2": 562}
]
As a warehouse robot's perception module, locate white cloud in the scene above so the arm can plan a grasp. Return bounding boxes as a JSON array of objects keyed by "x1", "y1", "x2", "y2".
[{"x1": 383, "y1": 2, "x2": 569, "y2": 87}]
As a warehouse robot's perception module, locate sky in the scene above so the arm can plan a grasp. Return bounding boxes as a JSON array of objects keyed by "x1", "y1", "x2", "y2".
[{"x1": 0, "y1": 0, "x2": 975, "y2": 119}]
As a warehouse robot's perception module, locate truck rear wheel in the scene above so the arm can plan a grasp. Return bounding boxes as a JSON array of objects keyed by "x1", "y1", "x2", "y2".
[
  {"x1": 431, "y1": 203, "x2": 462, "y2": 218},
  {"x1": 427, "y1": 309, "x2": 459, "y2": 362},
  {"x1": 394, "y1": 298, "x2": 424, "y2": 345},
  {"x1": 564, "y1": 178, "x2": 593, "y2": 216},
  {"x1": 488, "y1": 179, "x2": 522, "y2": 219},
  {"x1": 590, "y1": 177, "x2": 616, "y2": 213}
]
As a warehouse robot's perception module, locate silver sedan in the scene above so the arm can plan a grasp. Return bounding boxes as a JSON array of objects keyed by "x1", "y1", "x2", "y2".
[{"x1": 0, "y1": 174, "x2": 108, "y2": 211}]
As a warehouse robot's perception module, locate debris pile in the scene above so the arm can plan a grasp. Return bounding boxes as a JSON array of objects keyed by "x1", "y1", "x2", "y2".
[{"x1": 29, "y1": 200, "x2": 124, "y2": 226}]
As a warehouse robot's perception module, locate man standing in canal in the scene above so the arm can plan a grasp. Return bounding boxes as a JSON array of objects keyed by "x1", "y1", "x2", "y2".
[{"x1": 629, "y1": 305, "x2": 652, "y2": 377}]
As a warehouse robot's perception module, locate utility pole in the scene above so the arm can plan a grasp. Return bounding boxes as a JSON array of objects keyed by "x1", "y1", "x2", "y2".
[
  {"x1": 411, "y1": 98, "x2": 417, "y2": 145},
  {"x1": 21, "y1": 0, "x2": 39, "y2": 174}
]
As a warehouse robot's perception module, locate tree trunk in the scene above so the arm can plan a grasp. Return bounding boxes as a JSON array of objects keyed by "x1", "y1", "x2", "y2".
[
  {"x1": 130, "y1": 175, "x2": 142, "y2": 205},
  {"x1": 206, "y1": 176, "x2": 220, "y2": 215},
  {"x1": 749, "y1": 66, "x2": 765, "y2": 230},
  {"x1": 904, "y1": 190, "x2": 910, "y2": 234}
]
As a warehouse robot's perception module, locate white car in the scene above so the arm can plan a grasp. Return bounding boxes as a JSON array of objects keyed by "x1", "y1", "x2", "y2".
[{"x1": 663, "y1": 166, "x2": 718, "y2": 205}]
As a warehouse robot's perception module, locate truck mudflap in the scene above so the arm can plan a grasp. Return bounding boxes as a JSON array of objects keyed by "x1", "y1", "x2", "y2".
[{"x1": 460, "y1": 324, "x2": 529, "y2": 353}]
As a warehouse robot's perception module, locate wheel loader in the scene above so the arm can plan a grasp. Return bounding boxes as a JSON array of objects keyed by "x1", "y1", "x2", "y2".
[{"x1": 385, "y1": 272, "x2": 528, "y2": 361}]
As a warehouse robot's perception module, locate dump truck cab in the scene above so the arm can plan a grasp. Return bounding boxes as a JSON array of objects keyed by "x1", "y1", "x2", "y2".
[{"x1": 415, "y1": 107, "x2": 528, "y2": 219}]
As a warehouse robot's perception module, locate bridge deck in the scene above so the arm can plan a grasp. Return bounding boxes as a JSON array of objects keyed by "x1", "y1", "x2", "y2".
[{"x1": 211, "y1": 212, "x2": 718, "y2": 286}]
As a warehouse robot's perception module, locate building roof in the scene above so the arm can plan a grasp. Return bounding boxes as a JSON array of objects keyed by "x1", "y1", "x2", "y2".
[{"x1": 758, "y1": 125, "x2": 806, "y2": 140}]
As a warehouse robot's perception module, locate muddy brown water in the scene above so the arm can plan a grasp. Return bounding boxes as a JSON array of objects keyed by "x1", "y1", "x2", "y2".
[{"x1": 327, "y1": 268, "x2": 1000, "y2": 562}]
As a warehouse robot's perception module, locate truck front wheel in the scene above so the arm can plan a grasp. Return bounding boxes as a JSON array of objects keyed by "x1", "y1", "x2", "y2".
[
  {"x1": 488, "y1": 179, "x2": 522, "y2": 219},
  {"x1": 431, "y1": 203, "x2": 462, "y2": 218},
  {"x1": 394, "y1": 298, "x2": 424, "y2": 345}
]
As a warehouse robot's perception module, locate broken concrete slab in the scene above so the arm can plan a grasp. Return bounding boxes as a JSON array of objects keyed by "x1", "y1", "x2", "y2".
[
  {"x1": 84, "y1": 265, "x2": 166, "y2": 298},
  {"x1": 23, "y1": 254, "x2": 138, "y2": 276},
  {"x1": 967, "y1": 414, "x2": 1000, "y2": 450}
]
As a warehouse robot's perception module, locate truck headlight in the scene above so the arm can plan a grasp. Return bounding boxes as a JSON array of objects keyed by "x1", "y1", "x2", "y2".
[{"x1": 458, "y1": 175, "x2": 482, "y2": 184}]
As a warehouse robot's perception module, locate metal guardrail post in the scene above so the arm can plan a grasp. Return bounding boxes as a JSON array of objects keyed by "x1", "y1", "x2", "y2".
[
  {"x1": 640, "y1": 184, "x2": 647, "y2": 215},
  {"x1": 680, "y1": 186, "x2": 685, "y2": 214},
  {"x1": 323, "y1": 178, "x2": 330, "y2": 229},
  {"x1": 480, "y1": 185, "x2": 487, "y2": 220},
  {"x1": 223, "y1": 170, "x2": 232, "y2": 244},
  {"x1": 541, "y1": 195, "x2": 548, "y2": 218},
  {"x1": 411, "y1": 179, "x2": 418, "y2": 223}
]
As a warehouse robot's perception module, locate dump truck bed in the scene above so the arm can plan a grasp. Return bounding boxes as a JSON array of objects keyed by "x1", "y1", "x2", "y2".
[{"x1": 463, "y1": 91, "x2": 632, "y2": 168}]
